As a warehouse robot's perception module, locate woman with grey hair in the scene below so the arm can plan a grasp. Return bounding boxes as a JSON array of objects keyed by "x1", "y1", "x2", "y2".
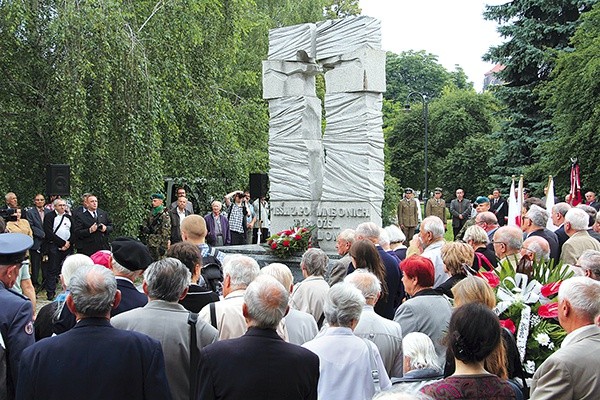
[
  {"x1": 392, "y1": 332, "x2": 443, "y2": 392},
  {"x1": 302, "y1": 283, "x2": 392, "y2": 399},
  {"x1": 385, "y1": 225, "x2": 407, "y2": 261},
  {"x1": 463, "y1": 225, "x2": 497, "y2": 271}
]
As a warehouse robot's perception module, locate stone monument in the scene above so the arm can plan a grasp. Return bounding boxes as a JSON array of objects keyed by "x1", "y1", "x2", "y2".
[{"x1": 263, "y1": 16, "x2": 386, "y2": 252}]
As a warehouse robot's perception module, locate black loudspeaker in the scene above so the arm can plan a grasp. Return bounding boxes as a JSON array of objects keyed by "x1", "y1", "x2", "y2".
[
  {"x1": 249, "y1": 173, "x2": 268, "y2": 199},
  {"x1": 46, "y1": 164, "x2": 71, "y2": 196}
]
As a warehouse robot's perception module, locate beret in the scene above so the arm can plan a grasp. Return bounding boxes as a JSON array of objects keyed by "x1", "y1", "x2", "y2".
[{"x1": 111, "y1": 237, "x2": 153, "y2": 271}]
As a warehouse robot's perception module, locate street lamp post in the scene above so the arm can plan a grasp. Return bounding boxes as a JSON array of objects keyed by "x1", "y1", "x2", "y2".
[{"x1": 404, "y1": 91, "x2": 429, "y2": 203}]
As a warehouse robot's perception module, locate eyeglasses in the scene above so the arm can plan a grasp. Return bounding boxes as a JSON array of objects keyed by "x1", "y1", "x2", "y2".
[{"x1": 491, "y1": 241, "x2": 506, "y2": 246}]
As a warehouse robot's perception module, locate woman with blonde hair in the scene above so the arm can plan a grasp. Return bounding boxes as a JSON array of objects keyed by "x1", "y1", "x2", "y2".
[
  {"x1": 435, "y1": 242, "x2": 474, "y2": 298},
  {"x1": 447, "y1": 276, "x2": 526, "y2": 396}
]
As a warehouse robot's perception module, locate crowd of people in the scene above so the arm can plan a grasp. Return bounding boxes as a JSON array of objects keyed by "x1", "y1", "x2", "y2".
[{"x1": 1, "y1": 185, "x2": 600, "y2": 400}]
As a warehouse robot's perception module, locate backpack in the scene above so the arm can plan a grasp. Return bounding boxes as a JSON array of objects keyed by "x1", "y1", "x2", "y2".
[{"x1": 201, "y1": 263, "x2": 223, "y2": 295}]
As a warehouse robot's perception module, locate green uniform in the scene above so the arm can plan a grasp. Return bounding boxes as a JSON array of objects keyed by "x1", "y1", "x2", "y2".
[
  {"x1": 397, "y1": 198, "x2": 418, "y2": 240},
  {"x1": 425, "y1": 198, "x2": 446, "y2": 225},
  {"x1": 145, "y1": 208, "x2": 171, "y2": 261}
]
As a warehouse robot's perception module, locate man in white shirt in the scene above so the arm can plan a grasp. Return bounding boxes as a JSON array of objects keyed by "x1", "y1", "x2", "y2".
[
  {"x1": 42, "y1": 198, "x2": 72, "y2": 300},
  {"x1": 530, "y1": 277, "x2": 600, "y2": 399}
]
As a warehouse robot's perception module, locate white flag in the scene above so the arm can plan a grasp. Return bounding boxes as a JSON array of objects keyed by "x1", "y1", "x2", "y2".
[
  {"x1": 546, "y1": 176, "x2": 558, "y2": 231},
  {"x1": 507, "y1": 177, "x2": 518, "y2": 227}
]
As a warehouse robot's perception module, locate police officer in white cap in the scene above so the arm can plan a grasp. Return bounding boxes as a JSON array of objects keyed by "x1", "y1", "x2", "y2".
[{"x1": 0, "y1": 232, "x2": 35, "y2": 399}]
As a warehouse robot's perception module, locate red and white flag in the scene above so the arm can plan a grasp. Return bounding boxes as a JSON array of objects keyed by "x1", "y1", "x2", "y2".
[
  {"x1": 570, "y1": 159, "x2": 581, "y2": 206},
  {"x1": 546, "y1": 176, "x2": 558, "y2": 231}
]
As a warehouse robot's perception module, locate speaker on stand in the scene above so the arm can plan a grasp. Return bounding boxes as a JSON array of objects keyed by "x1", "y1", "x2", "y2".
[{"x1": 46, "y1": 164, "x2": 71, "y2": 196}]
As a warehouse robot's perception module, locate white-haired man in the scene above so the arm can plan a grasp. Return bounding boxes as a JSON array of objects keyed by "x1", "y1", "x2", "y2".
[
  {"x1": 530, "y1": 277, "x2": 600, "y2": 399},
  {"x1": 261, "y1": 263, "x2": 318, "y2": 345},
  {"x1": 326, "y1": 228, "x2": 355, "y2": 286},
  {"x1": 414, "y1": 216, "x2": 448, "y2": 288},
  {"x1": 345, "y1": 271, "x2": 404, "y2": 378},
  {"x1": 112, "y1": 258, "x2": 218, "y2": 400},
  {"x1": 522, "y1": 205, "x2": 559, "y2": 264},
  {"x1": 17, "y1": 264, "x2": 171, "y2": 400},
  {"x1": 197, "y1": 276, "x2": 320, "y2": 400},
  {"x1": 493, "y1": 226, "x2": 523, "y2": 268},
  {"x1": 573, "y1": 250, "x2": 600, "y2": 281},
  {"x1": 561, "y1": 208, "x2": 600, "y2": 265},
  {"x1": 199, "y1": 254, "x2": 260, "y2": 339}
]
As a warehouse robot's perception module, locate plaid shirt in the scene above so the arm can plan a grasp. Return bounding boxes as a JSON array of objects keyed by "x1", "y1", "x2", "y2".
[{"x1": 228, "y1": 203, "x2": 245, "y2": 233}]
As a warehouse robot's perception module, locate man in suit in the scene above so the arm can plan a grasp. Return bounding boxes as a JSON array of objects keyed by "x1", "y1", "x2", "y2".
[
  {"x1": 170, "y1": 187, "x2": 193, "y2": 213},
  {"x1": 574, "y1": 250, "x2": 600, "y2": 281},
  {"x1": 16, "y1": 264, "x2": 172, "y2": 400},
  {"x1": 551, "y1": 202, "x2": 571, "y2": 250},
  {"x1": 326, "y1": 228, "x2": 355, "y2": 286},
  {"x1": 73, "y1": 194, "x2": 112, "y2": 256},
  {"x1": 584, "y1": 191, "x2": 600, "y2": 211},
  {"x1": 522, "y1": 204, "x2": 560, "y2": 264},
  {"x1": 112, "y1": 257, "x2": 218, "y2": 400},
  {"x1": 170, "y1": 196, "x2": 191, "y2": 244},
  {"x1": 25, "y1": 194, "x2": 49, "y2": 288},
  {"x1": 0, "y1": 233, "x2": 35, "y2": 400},
  {"x1": 449, "y1": 188, "x2": 472, "y2": 240},
  {"x1": 530, "y1": 277, "x2": 600, "y2": 399},
  {"x1": 109, "y1": 237, "x2": 153, "y2": 317},
  {"x1": 197, "y1": 275, "x2": 320, "y2": 400},
  {"x1": 42, "y1": 198, "x2": 73, "y2": 301},
  {"x1": 355, "y1": 222, "x2": 403, "y2": 319},
  {"x1": 560, "y1": 208, "x2": 600, "y2": 265},
  {"x1": 490, "y1": 189, "x2": 508, "y2": 226}
]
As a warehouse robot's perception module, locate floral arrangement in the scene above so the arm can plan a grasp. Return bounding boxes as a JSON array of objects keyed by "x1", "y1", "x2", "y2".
[
  {"x1": 266, "y1": 226, "x2": 314, "y2": 258},
  {"x1": 479, "y1": 260, "x2": 573, "y2": 374}
]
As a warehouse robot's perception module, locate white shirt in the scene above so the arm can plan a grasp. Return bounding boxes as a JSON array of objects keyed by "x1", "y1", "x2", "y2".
[
  {"x1": 53, "y1": 212, "x2": 71, "y2": 241},
  {"x1": 290, "y1": 276, "x2": 330, "y2": 323},
  {"x1": 177, "y1": 208, "x2": 187, "y2": 223},
  {"x1": 303, "y1": 327, "x2": 392, "y2": 400},
  {"x1": 282, "y1": 308, "x2": 318, "y2": 345},
  {"x1": 422, "y1": 240, "x2": 448, "y2": 288}
]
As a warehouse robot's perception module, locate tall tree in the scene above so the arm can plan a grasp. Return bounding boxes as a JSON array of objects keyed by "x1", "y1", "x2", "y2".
[
  {"x1": 536, "y1": 2, "x2": 600, "y2": 194},
  {"x1": 483, "y1": 0, "x2": 596, "y2": 188}
]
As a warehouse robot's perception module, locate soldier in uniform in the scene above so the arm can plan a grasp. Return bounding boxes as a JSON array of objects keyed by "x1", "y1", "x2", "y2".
[
  {"x1": 0, "y1": 232, "x2": 35, "y2": 399},
  {"x1": 142, "y1": 194, "x2": 171, "y2": 261},
  {"x1": 425, "y1": 187, "x2": 447, "y2": 229},
  {"x1": 397, "y1": 188, "x2": 419, "y2": 241}
]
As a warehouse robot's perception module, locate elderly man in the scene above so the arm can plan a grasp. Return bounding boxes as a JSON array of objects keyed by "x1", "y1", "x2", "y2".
[
  {"x1": 289, "y1": 248, "x2": 330, "y2": 325},
  {"x1": 576, "y1": 204, "x2": 600, "y2": 242},
  {"x1": 413, "y1": 216, "x2": 448, "y2": 288},
  {"x1": 110, "y1": 237, "x2": 153, "y2": 317},
  {"x1": 551, "y1": 202, "x2": 571, "y2": 249},
  {"x1": 493, "y1": 226, "x2": 523, "y2": 268},
  {"x1": 204, "y1": 201, "x2": 230, "y2": 246},
  {"x1": 355, "y1": 222, "x2": 403, "y2": 319},
  {"x1": 573, "y1": 250, "x2": 600, "y2": 280},
  {"x1": 260, "y1": 263, "x2": 318, "y2": 345},
  {"x1": 521, "y1": 236, "x2": 551, "y2": 264},
  {"x1": 394, "y1": 255, "x2": 452, "y2": 365},
  {"x1": 522, "y1": 204, "x2": 559, "y2": 264},
  {"x1": 530, "y1": 277, "x2": 600, "y2": 399},
  {"x1": 585, "y1": 191, "x2": 600, "y2": 211},
  {"x1": 475, "y1": 211, "x2": 499, "y2": 243},
  {"x1": 170, "y1": 197, "x2": 191, "y2": 244},
  {"x1": 170, "y1": 187, "x2": 194, "y2": 213},
  {"x1": 17, "y1": 264, "x2": 172, "y2": 400},
  {"x1": 345, "y1": 271, "x2": 404, "y2": 378},
  {"x1": 199, "y1": 254, "x2": 260, "y2": 339},
  {"x1": 561, "y1": 208, "x2": 600, "y2": 265},
  {"x1": 197, "y1": 276, "x2": 319, "y2": 400},
  {"x1": 326, "y1": 228, "x2": 355, "y2": 286},
  {"x1": 0, "y1": 233, "x2": 34, "y2": 399},
  {"x1": 42, "y1": 198, "x2": 73, "y2": 301},
  {"x1": 112, "y1": 258, "x2": 218, "y2": 400},
  {"x1": 455, "y1": 196, "x2": 490, "y2": 241},
  {"x1": 303, "y1": 283, "x2": 391, "y2": 399}
]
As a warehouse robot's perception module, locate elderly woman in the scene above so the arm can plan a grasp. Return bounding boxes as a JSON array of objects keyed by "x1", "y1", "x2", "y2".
[
  {"x1": 435, "y1": 242, "x2": 475, "y2": 298},
  {"x1": 385, "y1": 225, "x2": 408, "y2": 261},
  {"x1": 421, "y1": 303, "x2": 518, "y2": 399},
  {"x1": 392, "y1": 332, "x2": 443, "y2": 392},
  {"x1": 449, "y1": 277, "x2": 526, "y2": 388},
  {"x1": 302, "y1": 283, "x2": 392, "y2": 399},
  {"x1": 463, "y1": 225, "x2": 497, "y2": 270},
  {"x1": 394, "y1": 255, "x2": 452, "y2": 365}
]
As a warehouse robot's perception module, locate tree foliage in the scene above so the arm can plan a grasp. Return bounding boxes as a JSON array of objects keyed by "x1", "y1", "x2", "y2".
[
  {"x1": 483, "y1": 0, "x2": 596, "y2": 189},
  {"x1": 536, "y1": 2, "x2": 600, "y2": 194}
]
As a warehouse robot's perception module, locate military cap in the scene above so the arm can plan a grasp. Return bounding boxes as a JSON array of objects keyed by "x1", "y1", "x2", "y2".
[{"x1": 0, "y1": 233, "x2": 33, "y2": 265}]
